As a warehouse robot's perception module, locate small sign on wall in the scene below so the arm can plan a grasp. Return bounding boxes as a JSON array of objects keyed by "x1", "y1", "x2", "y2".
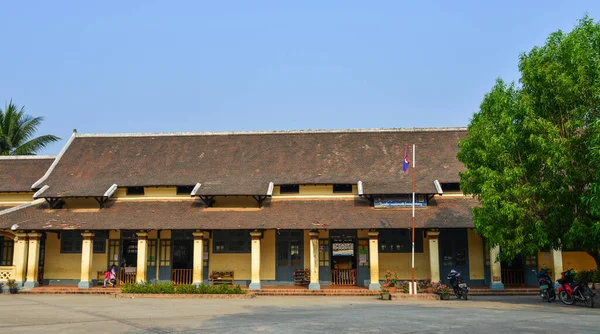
[
  {"x1": 332, "y1": 243, "x2": 354, "y2": 256},
  {"x1": 374, "y1": 195, "x2": 427, "y2": 208}
]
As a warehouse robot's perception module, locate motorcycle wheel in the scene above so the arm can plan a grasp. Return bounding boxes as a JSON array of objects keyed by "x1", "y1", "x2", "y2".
[
  {"x1": 558, "y1": 290, "x2": 574, "y2": 305},
  {"x1": 463, "y1": 290, "x2": 468, "y2": 300},
  {"x1": 583, "y1": 290, "x2": 594, "y2": 308},
  {"x1": 548, "y1": 290, "x2": 556, "y2": 302}
]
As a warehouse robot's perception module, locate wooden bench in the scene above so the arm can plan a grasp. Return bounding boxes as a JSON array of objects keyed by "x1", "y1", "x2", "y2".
[
  {"x1": 97, "y1": 271, "x2": 105, "y2": 285},
  {"x1": 210, "y1": 271, "x2": 234, "y2": 286},
  {"x1": 293, "y1": 269, "x2": 310, "y2": 286}
]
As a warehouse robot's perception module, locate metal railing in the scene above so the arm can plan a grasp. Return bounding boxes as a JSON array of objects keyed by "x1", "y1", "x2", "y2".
[
  {"x1": 502, "y1": 269, "x2": 525, "y2": 286},
  {"x1": 0, "y1": 266, "x2": 14, "y2": 282},
  {"x1": 120, "y1": 267, "x2": 137, "y2": 285},
  {"x1": 331, "y1": 269, "x2": 357, "y2": 286},
  {"x1": 172, "y1": 269, "x2": 193, "y2": 285}
]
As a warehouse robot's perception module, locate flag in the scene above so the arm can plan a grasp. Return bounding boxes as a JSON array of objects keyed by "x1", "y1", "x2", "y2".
[{"x1": 403, "y1": 146, "x2": 410, "y2": 173}]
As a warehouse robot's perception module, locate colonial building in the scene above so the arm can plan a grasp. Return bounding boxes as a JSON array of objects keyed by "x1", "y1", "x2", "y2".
[{"x1": 0, "y1": 128, "x2": 596, "y2": 290}]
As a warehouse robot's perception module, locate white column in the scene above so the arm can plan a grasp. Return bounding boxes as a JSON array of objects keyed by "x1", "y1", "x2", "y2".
[
  {"x1": 368, "y1": 231, "x2": 380, "y2": 290},
  {"x1": 136, "y1": 231, "x2": 148, "y2": 283},
  {"x1": 490, "y1": 245, "x2": 504, "y2": 290},
  {"x1": 24, "y1": 232, "x2": 42, "y2": 288},
  {"x1": 428, "y1": 231, "x2": 440, "y2": 283},
  {"x1": 249, "y1": 231, "x2": 262, "y2": 290},
  {"x1": 308, "y1": 231, "x2": 320, "y2": 290},
  {"x1": 12, "y1": 232, "x2": 28, "y2": 286},
  {"x1": 192, "y1": 231, "x2": 204, "y2": 286},
  {"x1": 78, "y1": 231, "x2": 95, "y2": 288},
  {"x1": 551, "y1": 249, "x2": 563, "y2": 283}
]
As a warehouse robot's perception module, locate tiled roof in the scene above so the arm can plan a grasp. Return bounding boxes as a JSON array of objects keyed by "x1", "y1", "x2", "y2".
[
  {"x1": 37, "y1": 128, "x2": 466, "y2": 197},
  {"x1": 0, "y1": 197, "x2": 476, "y2": 230},
  {"x1": 0, "y1": 156, "x2": 54, "y2": 192}
]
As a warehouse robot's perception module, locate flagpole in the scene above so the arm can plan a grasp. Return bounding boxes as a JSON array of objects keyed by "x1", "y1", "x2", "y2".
[{"x1": 411, "y1": 144, "x2": 416, "y2": 294}]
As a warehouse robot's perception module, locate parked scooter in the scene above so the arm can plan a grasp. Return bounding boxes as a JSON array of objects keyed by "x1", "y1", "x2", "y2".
[
  {"x1": 532, "y1": 268, "x2": 555, "y2": 302},
  {"x1": 447, "y1": 269, "x2": 469, "y2": 300},
  {"x1": 557, "y1": 269, "x2": 595, "y2": 308}
]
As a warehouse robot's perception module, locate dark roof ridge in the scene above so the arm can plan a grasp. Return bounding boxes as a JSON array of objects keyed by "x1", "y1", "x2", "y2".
[{"x1": 76, "y1": 127, "x2": 467, "y2": 138}]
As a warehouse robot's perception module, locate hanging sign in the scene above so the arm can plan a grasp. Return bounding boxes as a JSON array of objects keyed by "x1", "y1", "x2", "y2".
[{"x1": 332, "y1": 243, "x2": 354, "y2": 256}]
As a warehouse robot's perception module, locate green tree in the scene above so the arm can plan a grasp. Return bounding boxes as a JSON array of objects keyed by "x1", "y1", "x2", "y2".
[
  {"x1": 458, "y1": 16, "x2": 600, "y2": 269},
  {"x1": 0, "y1": 100, "x2": 60, "y2": 155}
]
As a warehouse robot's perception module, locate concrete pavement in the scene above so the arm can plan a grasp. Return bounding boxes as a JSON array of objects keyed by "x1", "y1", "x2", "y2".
[{"x1": 0, "y1": 294, "x2": 598, "y2": 333}]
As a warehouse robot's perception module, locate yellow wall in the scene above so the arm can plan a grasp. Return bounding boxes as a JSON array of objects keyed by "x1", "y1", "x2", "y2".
[
  {"x1": 43, "y1": 232, "x2": 107, "y2": 281},
  {"x1": 62, "y1": 198, "x2": 101, "y2": 209},
  {"x1": 207, "y1": 237, "x2": 251, "y2": 280},
  {"x1": 273, "y1": 185, "x2": 358, "y2": 196},
  {"x1": 159, "y1": 230, "x2": 172, "y2": 239},
  {"x1": 260, "y1": 230, "x2": 276, "y2": 280},
  {"x1": 379, "y1": 235, "x2": 430, "y2": 280},
  {"x1": 562, "y1": 251, "x2": 597, "y2": 271},
  {"x1": 213, "y1": 196, "x2": 258, "y2": 208},
  {"x1": 114, "y1": 187, "x2": 192, "y2": 199},
  {"x1": 467, "y1": 229, "x2": 484, "y2": 280},
  {"x1": 357, "y1": 229, "x2": 369, "y2": 239},
  {"x1": 538, "y1": 250, "x2": 596, "y2": 273},
  {"x1": 0, "y1": 192, "x2": 33, "y2": 203},
  {"x1": 538, "y1": 251, "x2": 553, "y2": 271}
]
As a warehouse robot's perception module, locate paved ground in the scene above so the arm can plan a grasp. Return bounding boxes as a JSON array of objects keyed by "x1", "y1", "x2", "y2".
[{"x1": 0, "y1": 294, "x2": 599, "y2": 333}]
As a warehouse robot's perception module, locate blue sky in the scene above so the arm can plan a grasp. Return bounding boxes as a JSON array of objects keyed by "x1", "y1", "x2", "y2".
[{"x1": 2, "y1": 1, "x2": 599, "y2": 154}]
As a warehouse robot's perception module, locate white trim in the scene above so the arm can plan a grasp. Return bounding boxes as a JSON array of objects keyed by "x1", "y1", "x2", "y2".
[
  {"x1": 31, "y1": 132, "x2": 77, "y2": 189},
  {"x1": 357, "y1": 181, "x2": 364, "y2": 196},
  {"x1": 434, "y1": 180, "x2": 443, "y2": 195},
  {"x1": 76, "y1": 127, "x2": 467, "y2": 138},
  {"x1": 266, "y1": 182, "x2": 274, "y2": 196},
  {"x1": 190, "y1": 183, "x2": 202, "y2": 196},
  {"x1": 104, "y1": 184, "x2": 118, "y2": 198},
  {"x1": 0, "y1": 155, "x2": 56, "y2": 160},
  {"x1": 33, "y1": 185, "x2": 49, "y2": 199},
  {"x1": 0, "y1": 198, "x2": 45, "y2": 216}
]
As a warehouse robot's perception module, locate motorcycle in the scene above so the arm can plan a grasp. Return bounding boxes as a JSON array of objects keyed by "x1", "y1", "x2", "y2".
[
  {"x1": 532, "y1": 268, "x2": 555, "y2": 302},
  {"x1": 447, "y1": 269, "x2": 469, "y2": 300},
  {"x1": 557, "y1": 268, "x2": 595, "y2": 308}
]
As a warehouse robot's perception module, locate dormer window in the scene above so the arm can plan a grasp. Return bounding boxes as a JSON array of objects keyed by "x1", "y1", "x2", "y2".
[
  {"x1": 280, "y1": 185, "x2": 299, "y2": 194},
  {"x1": 441, "y1": 183, "x2": 460, "y2": 193},
  {"x1": 333, "y1": 184, "x2": 353, "y2": 193},
  {"x1": 126, "y1": 187, "x2": 145, "y2": 195},
  {"x1": 176, "y1": 186, "x2": 194, "y2": 195}
]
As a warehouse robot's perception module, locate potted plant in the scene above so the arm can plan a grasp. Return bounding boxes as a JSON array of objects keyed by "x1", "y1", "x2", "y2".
[
  {"x1": 433, "y1": 281, "x2": 451, "y2": 300},
  {"x1": 384, "y1": 270, "x2": 399, "y2": 293},
  {"x1": 401, "y1": 281, "x2": 410, "y2": 294},
  {"x1": 380, "y1": 286, "x2": 391, "y2": 300},
  {"x1": 424, "y1": 278, "x2": 433, "y2": 293},
  {"x1": 7, "y1": 279, "x2": 18, "y2": 294}
]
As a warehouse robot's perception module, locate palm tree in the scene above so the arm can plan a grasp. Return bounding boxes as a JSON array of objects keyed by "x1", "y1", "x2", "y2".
[{"x1": 0, "y1": 100, "x2": 60, "y2": 155}]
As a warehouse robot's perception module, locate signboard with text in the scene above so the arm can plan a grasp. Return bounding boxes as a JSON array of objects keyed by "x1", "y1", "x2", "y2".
[
  {"x1": 332, "y1": 243, "x2": 354, "y2": 256},
  {"x1": 374, "y1": 195, "x2": 427, "y2": 209}
]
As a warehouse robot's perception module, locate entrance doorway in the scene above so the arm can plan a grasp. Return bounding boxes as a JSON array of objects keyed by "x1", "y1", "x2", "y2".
[
  {"x1": 439, "y1": 229, "x2": 470, "y2": 284},
  {"x1": 172, "y1": 231, "x2": 194, "y2": 284},
  {"x1": 38, "y1": 233, "x2": 46, "y2": 285},
  {"x1": 330, "y1": 230, "x2": 357, "y2": 286},
  {"x1": 276, "y1": 230, "x2": 303, "y2": 282},
  {"x1": 120, "y1": 231, "x2": 138, "y2": 284},
  {"x1": 501, "y1": 257, "x2": 526, "y2": 286}
]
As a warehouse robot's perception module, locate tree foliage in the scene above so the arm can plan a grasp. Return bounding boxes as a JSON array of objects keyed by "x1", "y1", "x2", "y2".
[
  {"x1": 458, "y1": 16, "x2": 600, "y2": 269},
  {"x1": 0, "y1": 100, "x2": 60, "y2": 155}
]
